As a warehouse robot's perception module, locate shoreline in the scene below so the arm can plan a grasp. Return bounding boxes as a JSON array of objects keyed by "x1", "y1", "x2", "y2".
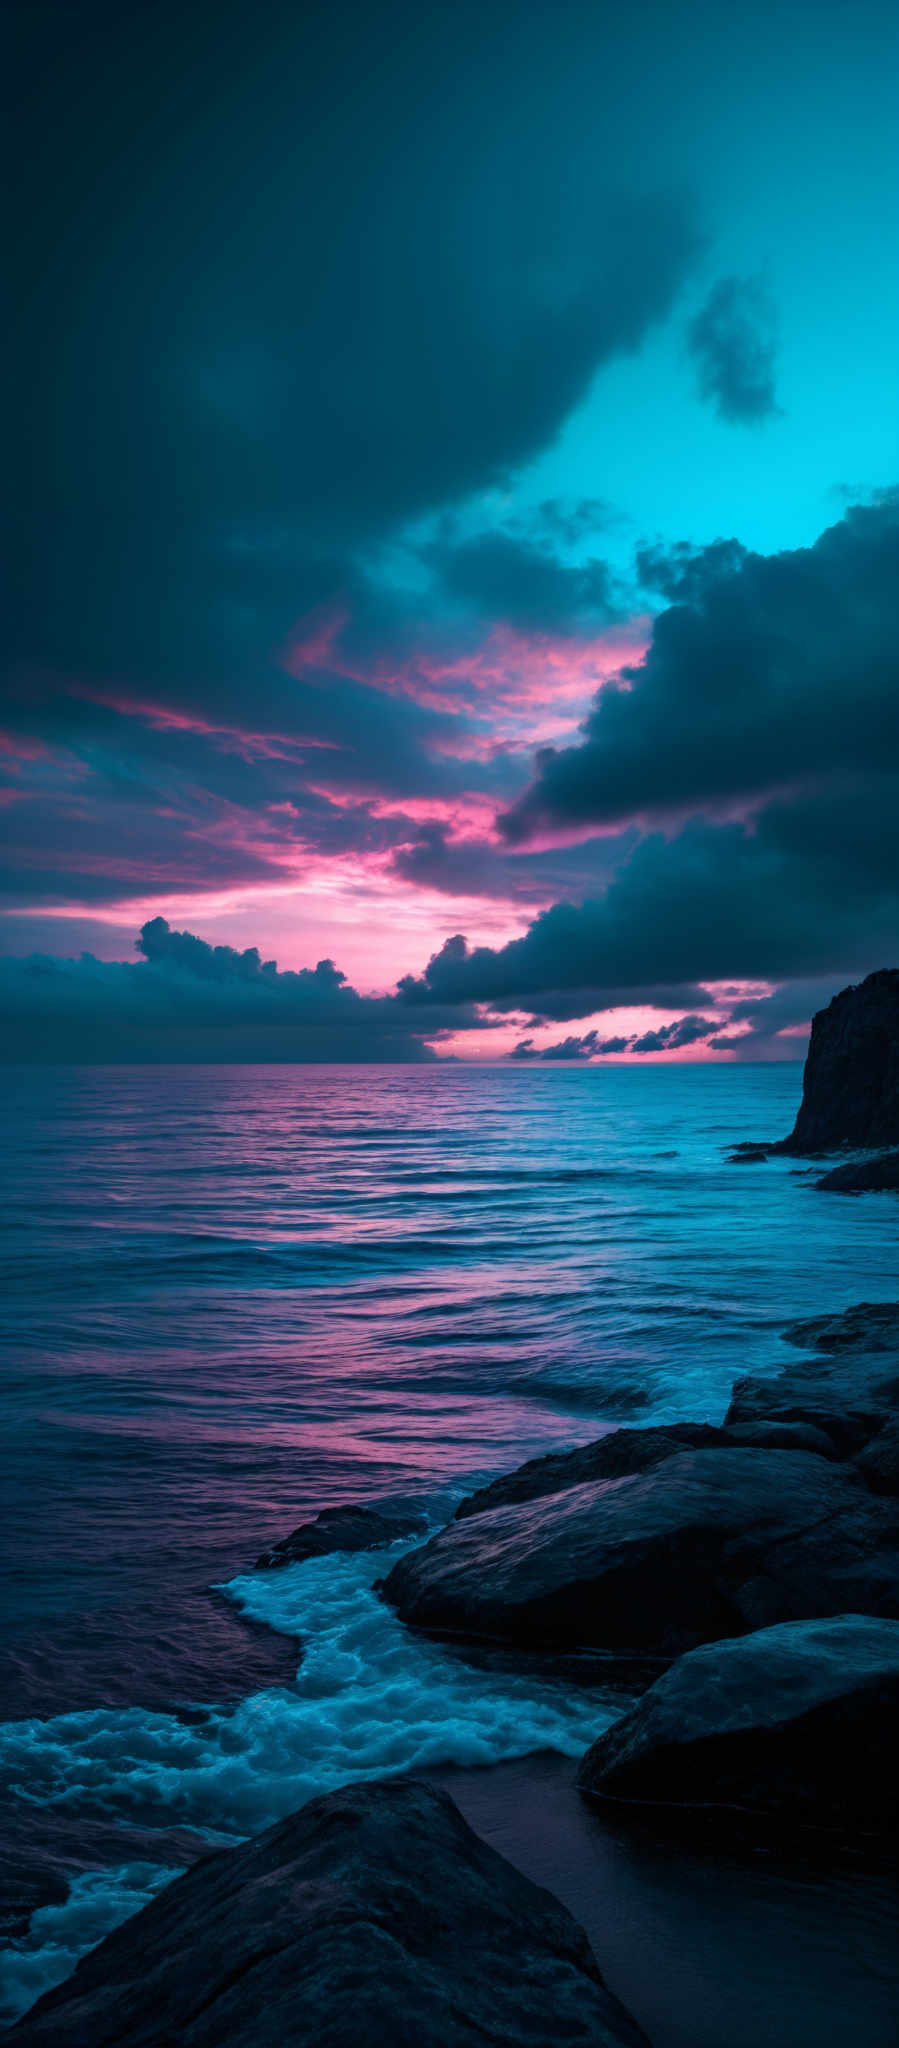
[{"x1": 429, "y1": 1751, "x2": 899, "y2": 2048}]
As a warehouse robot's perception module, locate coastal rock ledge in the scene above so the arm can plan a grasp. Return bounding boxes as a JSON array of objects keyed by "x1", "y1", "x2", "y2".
[
  {"x1": 577, "y1": 1613, "x2": 899, "y2": 1853},
  {"x1": 8, "y1": 1777, "x2": 648, "y2": 2048}
]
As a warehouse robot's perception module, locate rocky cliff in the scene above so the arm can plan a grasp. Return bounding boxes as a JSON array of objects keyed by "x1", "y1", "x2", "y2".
[{"x1": 783, "y1": 968, "x2": 899, "y2": 1153}]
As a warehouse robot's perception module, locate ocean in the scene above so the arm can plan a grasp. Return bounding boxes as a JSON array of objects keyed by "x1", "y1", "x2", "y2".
[{"x1": 2, "y1": 1062, "x2": 898, "y2": 2041}]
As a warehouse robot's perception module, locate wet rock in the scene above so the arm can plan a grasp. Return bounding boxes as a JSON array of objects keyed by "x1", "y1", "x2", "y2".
[
  {"x1": 781, "y1": 969, "x2": 899, "y2": 1154},
  {"x1": 815, "y1": 1151, "x2": 899, "y2": 1192},
  {"x1": 577, "y1": 1614, "x2": 899, "y2": 1854},
  {"x1": 727, "y1": 1302, "x2": 899, "y2": 1452},
  {"x1": 9, "y1": 1777, "x2": 650, "y2": 2048},
  {"x1": 855, "y1": 1421, "x2": 899, "y2": 1497},
  {"x1": 723, "y1": 1418, "x2": 839, "y2": 1457},
  {"x1": 454, "y1": 1418, "x2": 842, "y2": 1529},
  {"x1": 784, "y1": 1301, "x2": 899, "y2": 1354},
  {"x1": 255, "y1": 1502, "x2": 425, "y2": 1570},
  {"x1": 454, "y1": 1423, "x2": 733, "y2": 1521},
  {"x1": 383, "y1": 1450, "x2": 899, "y2": 1659},
  {"x1": 726, "y1": 1143, "x2": 773, "y2": 1163}
]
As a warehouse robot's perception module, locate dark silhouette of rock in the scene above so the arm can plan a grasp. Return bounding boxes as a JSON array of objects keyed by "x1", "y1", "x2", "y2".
[
  {"x1": 727, "y1": 1302, "x2": 899, "y2": 1452},
  {"x1": 855, "y1": 1422, "x2": 899, "y2": 1497},
  {"x1": 577, "y1": 1614, "x2": 899, "y2": 1853},
  {"x1": 9, "y1": 1778, "x2": 650, "y2": 2048},
  {"x1": 255, "y1": 1502, "x2": 425, "y2": 1570},
  {"x1": 726, "y1": 1143, "x2": 773, "y2": 1163},
  {"x1": 383, "y1": 1450, "x2": 899, "y2": 1659},
  {"x1": 782, "y1": 969, "x2": 899, "y2": 1154},
  {"x1": 815, "y1": 1150, "x2": 899, "y2": 1192}
]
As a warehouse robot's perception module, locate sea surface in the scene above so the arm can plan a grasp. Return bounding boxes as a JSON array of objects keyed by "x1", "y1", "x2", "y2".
[{"x1": 1, "y1": 1062, "x2": 898, "y2": 2039}]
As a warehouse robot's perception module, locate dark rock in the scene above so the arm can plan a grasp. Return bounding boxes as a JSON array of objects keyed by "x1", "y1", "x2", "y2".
[
  {"x1": 255, "y1": 1502, "x2": 426, "y2": 1570},
  {"x1": 454, "y1": 1423, "x2": 733, "y2": 1521},
  {"x1": 726, "y1": 1144, "x2": 772, "y2": 1163},
  {"x1": 727, "y1": 1302, "x2": 899, "y2": 1452},
  {"x1": 383, "y1": 1450, "x2": 899, "y2": 1659},
  {"x1": 454, "y1": 1418, "x2": 841, "y2": 1529},
  {"x1": 577, "y1": 1613, "x2": 899, "y2": 1853},
  {"x1": 784, "y1": 1301, "x2": 899, "y2": 1354},
  {"x1": 855, "y1": 1422, "x2": 899, "y2": 1497},
  {"x1": 781, "y1": 969, "x2": 899, "y2": 1154},
  {"x1": 9, "y1": 1777, "x2": 650, "y2": 2048},
  {"x1": 723, "y1": 1418, "x2": 839, "y2": 1458},
  {"x1": 815, "y1": 1150, "x2": 899, "y2": 1192}
]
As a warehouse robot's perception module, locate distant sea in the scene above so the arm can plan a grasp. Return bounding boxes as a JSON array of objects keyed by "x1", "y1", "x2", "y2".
[{"x1": 2, "y1": 1064, "x2": 898, "y2": 2033}]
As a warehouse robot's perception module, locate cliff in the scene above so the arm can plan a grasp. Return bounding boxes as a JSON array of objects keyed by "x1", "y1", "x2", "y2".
[{"x1": 783, "y1": 969, "x2": 899, "y2": 1153}]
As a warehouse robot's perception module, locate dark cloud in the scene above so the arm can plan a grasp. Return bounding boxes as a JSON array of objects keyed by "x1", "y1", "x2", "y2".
[
  {"x1": 501, "y1": 497, "x2": 899, "y2": 842},
  {"x1": 630, "y1": 1014, "x2": 718, "y2": 1052},
  {"x1": 686, "y1": 276, "x2": 781, "y2": 423},
  {"x1": 426, "y1": 531, "x2": 622, "y2": 633},
  {"x1": 706, "y1": 975, "x2": 842, "y2": 1057},
  {"x1": 401, "y1": 771, "x2": 899, "y2": 1018},
  {"x1": 0, "y1": 919, "x2": 477, "y2": 1063},
  {"x1": 510, "y1": 1030, "x2": 600, "y2": 1061},
  {"x1": 3, "y1": 0, "x2": 703, "y2": 918},
  {"x1": 635, "y1": 536, "x2": 748, "y2": 603},
  {"x1": 6, "y1": 4, "x2": 698, "y2": 704},
  {"x1": 512, "y1": 1014, "x2": 721, "y2": 1058},
  {"x1": 390, "y1": 822, "x2": 639, "y2": 906}
]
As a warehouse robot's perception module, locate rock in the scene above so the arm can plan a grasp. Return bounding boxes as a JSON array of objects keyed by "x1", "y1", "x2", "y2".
[
  {"x1": 726, "y1": 1143, "x2": 772, "y2": 1163},
  {"x1": 855, "y1": 1422, "x2": 899, "y2": 1497},
  {"x1": 454, "y1": 1418, "x2": 840, "y2": 1528},
  {"x1": 723, "y1": 1418, "x2": 839, "y2": 1458},
  {"x1": 577, "y1": 1614, "x2": 899, "y2": 1853},
  {"x1": 781, "y1": 969, "x2": 899, "y2": 1154},
  {"x1": 815, "y1": 1151, "x2": 899, "y2": 1192},
  {"x1": 8, "y1": 1777, "x2": 650, "y2": 2048},
  {"x1": 383, "y1": 1450, "x2": 899, "y2": 1660},
  {"x1": 454, "y1": 1423, "x2": 733, "y2": 1521},
  {"x1": 255, "y1": 1502, "x2": 426, "y2": 1570},
  {"x1": 784, "y1": 1301, "x2": 899, "y2": 1354},
  {"x1": 727, "y1": 1302, "x2": 899, "y2": 1452}
]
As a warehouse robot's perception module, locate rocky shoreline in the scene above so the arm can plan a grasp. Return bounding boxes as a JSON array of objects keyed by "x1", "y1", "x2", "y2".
[
  {"x1": 11, "y1": 1299, "x2": 899, "y2": 2045},
  {"x1": 10, "y1": 975, "x2": 899, "y2": 2044}
]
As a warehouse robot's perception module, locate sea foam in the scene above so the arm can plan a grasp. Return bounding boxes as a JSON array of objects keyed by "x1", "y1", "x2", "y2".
[
  {"x1": 0, "y1": 1547, "x2": 616, "y2": 1839},
  {"x1": 0, "y1": 1542, "x2": 619, "y2": 2018}
]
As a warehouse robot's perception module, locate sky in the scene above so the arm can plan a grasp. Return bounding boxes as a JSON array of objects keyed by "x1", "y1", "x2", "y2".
[{"x1": 3, "y1": 0, "x2": 897, "y2": 1061}]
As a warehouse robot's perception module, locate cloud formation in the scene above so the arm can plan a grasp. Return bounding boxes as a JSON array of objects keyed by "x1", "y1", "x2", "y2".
[
  {"x1": 501, "y1": 496, "x2": 899, "y2": 841},
  {"x1": 0, "y1": 920, "x2": 475, "y2": 1063},
  {"x1": 686, "y1": 276, "x2": 781, "y2": 423}
]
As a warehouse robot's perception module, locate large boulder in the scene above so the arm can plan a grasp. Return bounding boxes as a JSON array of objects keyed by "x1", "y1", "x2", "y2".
[
  {"x1": 255, "y1": 1502, "x2": 425, "y2": 1570},
  {"x1": 383, "y1": 1450, "x2": 899, "y2": 1660},
  {"x1": 726, "y1": 1302, "x2": 899, "y2": 1452},
  {"x1": 577, "y1": 1614, "x2": 899, "y2": 1852},
  {"x1": 8, "y1": 1777, "x2": 649, "y2": 2048},
  {"x1": 782, "y1": 969, "x2": 899, "y2": 1154},
  {"x1": 454, "y1": 1423, "x2": 733, "y2": 1521},
  {"x1": 454, "y1": 1419, "x2": 838, "y2": 1527}
]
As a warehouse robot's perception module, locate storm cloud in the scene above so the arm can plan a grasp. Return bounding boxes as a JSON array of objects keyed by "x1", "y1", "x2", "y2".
[{"x1": 501, "y1": 497, "x2": 899, "y2": 842}]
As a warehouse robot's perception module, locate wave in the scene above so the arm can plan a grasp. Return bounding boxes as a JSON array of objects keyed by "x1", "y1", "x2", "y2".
[{"x1": 0, "y1": 1547, "x2": 616, "y2": 1842}]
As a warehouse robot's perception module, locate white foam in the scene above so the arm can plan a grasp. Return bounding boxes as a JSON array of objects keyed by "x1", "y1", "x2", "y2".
[
  {"x1": 0, "y1": 1545, "x2": 616, "y2": 1838},
  {"x1": 0, "y1": 1864, "x2": 180, "y2": 2025}
]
